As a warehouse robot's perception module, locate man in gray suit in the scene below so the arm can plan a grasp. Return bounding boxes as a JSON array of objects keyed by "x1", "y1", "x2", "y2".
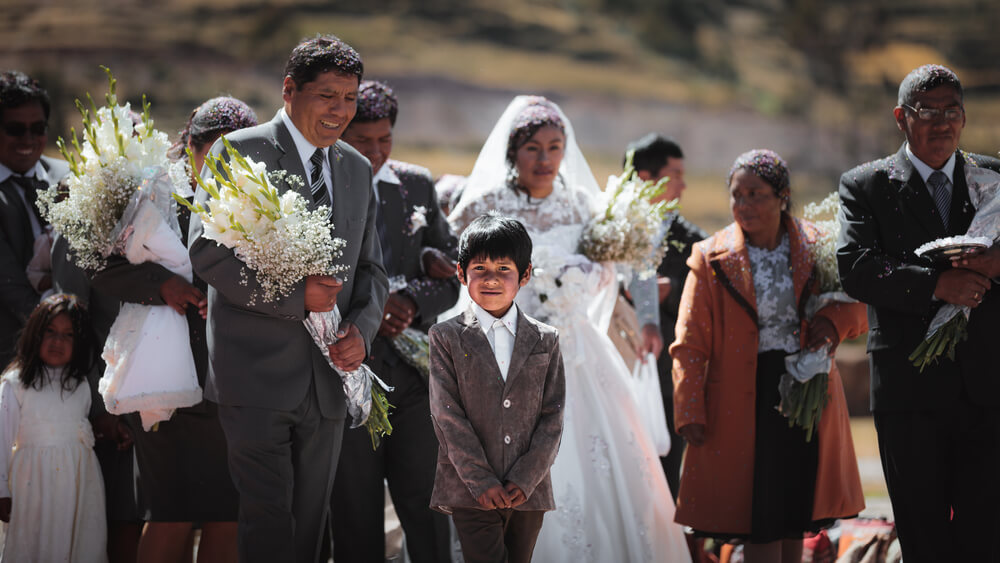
[
  {"x1": 188, "y1": 36, "x2": 389, "y2": 563},
  {"x1": 0, "y1": 70, "x2": 69, "y2": 367}
]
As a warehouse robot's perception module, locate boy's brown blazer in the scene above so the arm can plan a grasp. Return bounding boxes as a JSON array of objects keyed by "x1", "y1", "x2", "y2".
[{"x1": 428, "y1": 306, "x2": 565, "y2": 512}]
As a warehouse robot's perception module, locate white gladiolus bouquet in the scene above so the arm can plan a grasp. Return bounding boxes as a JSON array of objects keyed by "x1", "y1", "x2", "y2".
[
  {"x1": 778, "y1": 192, "x2": 856, "y2": 441},
  {"x1": 39, "y1": 68, "x2": 201, "y2": 430},
  {"x1": 580, "y1": 149, "x2": 676, "y2": 279},
  {"x1": 175, "y1": 139, "x2": 393, "y2": 447},
  {"x1": 38, "y1": 68, "x2": 176, "y2": 271}
]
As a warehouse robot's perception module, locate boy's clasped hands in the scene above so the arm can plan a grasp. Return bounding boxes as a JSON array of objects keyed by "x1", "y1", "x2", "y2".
[{"x1": 477, "y1": 482, "x2": 527, "y2": 510}]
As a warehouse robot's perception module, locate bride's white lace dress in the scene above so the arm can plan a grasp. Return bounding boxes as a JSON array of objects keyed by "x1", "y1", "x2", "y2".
[{"x1": 451, "y1": 181, "x2": 691, "y2": 563}]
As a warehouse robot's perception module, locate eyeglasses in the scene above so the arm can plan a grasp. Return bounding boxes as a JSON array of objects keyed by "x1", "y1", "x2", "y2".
[
  {"x1": 1, "y1": 121, "x2": 48, "y2": 138},
  {"x1": 902, "y1": 104, "x2": 964, "y2": 122}
]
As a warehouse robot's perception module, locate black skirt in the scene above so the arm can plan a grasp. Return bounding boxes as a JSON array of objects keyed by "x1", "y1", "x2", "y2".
[{"x1": 692, "y1": 350, "x2": 828, "y2": 543}]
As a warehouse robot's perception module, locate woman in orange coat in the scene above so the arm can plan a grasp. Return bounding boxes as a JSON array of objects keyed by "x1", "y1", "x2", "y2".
[{"x1": 670, "y1": 150, "x2": 866, "y2": 563}]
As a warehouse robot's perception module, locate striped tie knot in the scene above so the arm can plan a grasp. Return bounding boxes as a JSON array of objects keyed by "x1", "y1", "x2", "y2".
[
  {"x1": 310, "y1": 148, "x2": 331, "y2": 218},
  {"x1": 927, "y1": 170, "x2": 950, "y2": 230}
]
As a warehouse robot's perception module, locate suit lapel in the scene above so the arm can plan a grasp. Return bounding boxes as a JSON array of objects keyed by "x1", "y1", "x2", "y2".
[
  {"x1": 891, "y1": 146, "x2": 948, "y2": 239},
  {"x1": 270, "y1": 116, "x2": 314, "y2": 204},
  {"x1": 329, "y1": 142, "x2": 353, "y2": 235},
  {"x1": 458, "y1": 307, "x2": 506, "y2": 389},
  {"x1": 949, "y1": 154, "x2": 976, "y2": 235},
  {"x1": 503, "y1": 309, "x2": 541, "y2": 389},
  {"x1": 378, "y1": 176, "x2": 407, "y2": 270},
  {"x1": 707, "y1": 223, "x2": 757, "y2": 326}
]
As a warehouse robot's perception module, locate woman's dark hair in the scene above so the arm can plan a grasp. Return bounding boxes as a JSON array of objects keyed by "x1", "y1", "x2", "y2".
[
  {"x1": 284, "y1": 34, "x2": 363, "y2": 90},
  {"x1": 727, "y1": 148, "x2": 793, "y2": 211},
  {"x1": 458, "y1": 212, "x2": 533, "y2": 279},
  {"x1": 0, "y1": 70, "x2": 51, "y2": 121},
  {"x1": 169, "y1": 96, "x2": 258, "y2": 160},
  {"x1": 626, "y1": 133, "x2": 684, "y2": 175},
  {"x1": 354, "y1": 80, "x2": 398, "y2": 126},
  {"x1": 6, "y1": 294, "x2": 95, "y2": 393}
]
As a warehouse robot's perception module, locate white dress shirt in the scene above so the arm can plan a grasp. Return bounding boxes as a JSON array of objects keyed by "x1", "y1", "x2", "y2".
[
  {"x1": 279, "y1": 108, "x2": 333, "y2": 202},
  {"x1": 906, "y1": 143, "x2": 956, "y2": 198},
  {"x1": 472, "y1": 302, "x2": 518, "y2": 381}
]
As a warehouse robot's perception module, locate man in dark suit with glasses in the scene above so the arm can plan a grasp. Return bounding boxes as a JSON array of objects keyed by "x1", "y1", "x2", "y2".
[{"x1": 0, "y1": 70, "x2": 69, "y2": 366}]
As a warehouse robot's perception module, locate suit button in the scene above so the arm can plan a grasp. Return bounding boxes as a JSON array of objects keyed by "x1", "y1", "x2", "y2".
[
  {"x1": 503, "y1": 399, "x2": 511, "y2": 408},
  {"x1": 503, "y1": 435, "x2": 511, "y2": 445}
]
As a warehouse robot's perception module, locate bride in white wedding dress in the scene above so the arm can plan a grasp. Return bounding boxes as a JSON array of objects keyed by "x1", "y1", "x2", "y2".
[{"x1": 449, "y1": 96, "x2": 691, "y2": 563}]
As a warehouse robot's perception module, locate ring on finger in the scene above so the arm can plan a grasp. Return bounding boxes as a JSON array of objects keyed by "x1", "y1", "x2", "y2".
[{"x1": 385, "y1": 313, "x2": 392, "y2": 320}]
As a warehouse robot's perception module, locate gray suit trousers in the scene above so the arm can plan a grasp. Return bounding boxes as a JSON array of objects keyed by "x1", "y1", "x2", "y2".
[{"x1": 217, "y1": 378, "x2": 344, "y2": 563}]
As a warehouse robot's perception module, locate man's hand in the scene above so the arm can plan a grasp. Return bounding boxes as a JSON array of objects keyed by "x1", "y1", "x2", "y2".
[
  {"x1": 504, "y1": 482, "x2": 527, "y2": 508},
  {"x1": 422, "y1": 248, "x2": 457, "y2": 280},
  {"x1": 477, "y1": 484, "x2": 512, "y2": 510},
  {"x1": 328, "y1": 322, "x2": 366, "y2": 371},
  {"x1": 160, "y1": 275, "x2": 206, "y2": 316},
  {"x1": 934, "y1": 268, "x2": 991, "y2": 309},
  {"x1": 678, "y1": 423, "x2": 705, "y2": 446},
  {"x1": 952, "y1": 245, "x2": 1000, "y2": 279},
  {"x1": 806, "y1": 315, "x2": 840, "y2": 355},
  {"x1": 0, "y1": 497, "x2": 10, "y2": 522},
  {"x1": 638, "y1": 323, "x2": 664, "y2": 360},
  {"x1": 378, "y1": 293, "x2": 418, "y2": 338},
  {"x1": 305, "y1": 275, "x2": 343, "y2": 313},
  {"x1": 657, "y1": 276, "x2": 672, "y2": 304}
]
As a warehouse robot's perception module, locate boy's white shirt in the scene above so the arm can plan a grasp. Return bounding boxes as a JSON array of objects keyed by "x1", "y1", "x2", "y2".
[{"x1": 471, "y1": 302, "x2": 518, "y2": 381}]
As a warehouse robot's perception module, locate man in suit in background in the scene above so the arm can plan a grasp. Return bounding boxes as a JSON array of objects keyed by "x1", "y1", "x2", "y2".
[
  {"x1": 330, "y1": 79, "x2": 456, "y2": 563},
  {"x1": 626, "y1": 134, "x2": 706, "y2": 500},
  {"x1": 838, "y1": 64, "x2": 1000, "y2": 563},
  {"x1": 0, "y1": 70, "x2": 68, "y2": 366},
  {"x1": 188, "y1": 35, "x2": 388, "y2": 563}
]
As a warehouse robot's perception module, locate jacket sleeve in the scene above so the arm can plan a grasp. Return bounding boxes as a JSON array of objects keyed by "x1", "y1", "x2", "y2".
[
  {"x1": 89, "y1": 255, "x2": 173, "y2": 306},
  {"x1": 505, "y1": 336, "x2": 565, "y2": 499},
  {"x1": 814, "y1": 301, "x2": 868, "y2": 343},
  {"x1": 428, "y1": 326, "x2": 502, "y2": 500},
  {"x1": 837, "y1": 171, "x2": 938, "y2": 315},
  {"x1": 669, "y1": 244, "x2": 713, "y2": 431}
]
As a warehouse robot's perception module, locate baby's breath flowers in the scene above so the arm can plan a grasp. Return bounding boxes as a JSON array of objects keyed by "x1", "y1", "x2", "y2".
[
  {"x1": 176, "y1": 139, "x2": 392, "y2": 447},
  {"x1": 580, "y1": 149, "x2": 676, "y2": 279}
]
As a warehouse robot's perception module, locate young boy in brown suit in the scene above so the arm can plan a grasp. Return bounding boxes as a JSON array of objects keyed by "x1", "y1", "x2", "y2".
[{"x1": 428, "y1": 212, "x2": 565, "y2": 563}]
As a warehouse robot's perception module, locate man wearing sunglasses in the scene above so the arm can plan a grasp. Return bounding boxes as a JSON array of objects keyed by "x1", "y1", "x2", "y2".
[
  {"x1": 838, "y1": 64, "x2": 1000, "y2": 562},
  {"x1": 0, "y1": 71, "x2": 69, "y2": 367}
]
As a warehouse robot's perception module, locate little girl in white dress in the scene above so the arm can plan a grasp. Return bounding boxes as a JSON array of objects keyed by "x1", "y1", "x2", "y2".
[{"x1": 0, "y1": 294, "x2": 107, "y2": 562}]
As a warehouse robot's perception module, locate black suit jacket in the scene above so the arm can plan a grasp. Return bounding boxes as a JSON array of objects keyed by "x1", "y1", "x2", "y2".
[
  {"x1": 657, "y1": 214, "x2": 708, "y2": 346},
  {"x1": 0, "y1": 155, "x2": 69, "y2": 364},
  {"x1": 838, "y1": 145, "x2": 1000, "y2": 412}
]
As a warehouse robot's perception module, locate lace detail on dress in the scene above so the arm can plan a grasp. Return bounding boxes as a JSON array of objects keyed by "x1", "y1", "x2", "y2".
[
  {"x1": 589, "y1": 434, "x2": 612, "y2": 478},
  {"x1": 554, "y1": 483, "x2": 593, "y2": 560},
  {"x1": 747, "y1": 233, "x2": 799, "y2": 353}
]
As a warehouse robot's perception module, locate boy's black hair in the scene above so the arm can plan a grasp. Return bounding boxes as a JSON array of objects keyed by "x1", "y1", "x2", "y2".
[
  {"x1": 457, "y1": 212, "x2": 532, "y2": 278},
  {"x1": 625, "y1": 133, "x2": 684, "y2": 176}
]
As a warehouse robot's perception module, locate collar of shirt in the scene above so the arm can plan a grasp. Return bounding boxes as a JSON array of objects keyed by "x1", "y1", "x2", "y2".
[
  {"x1": 279, "y1": 108, "x2": 332, "y2": 193},
  {"x1": 906, "y1": 143, "x2": 956, "y2": 194},
  {"x1": 0, "y1": 160, "x2": 47, "y2": 185},
  {"x1": 371, "y1": 160, "x2": 401, "y2": 202},
  {"x1": 472, "y1": 301, "x2": 518, "y2": 341}
]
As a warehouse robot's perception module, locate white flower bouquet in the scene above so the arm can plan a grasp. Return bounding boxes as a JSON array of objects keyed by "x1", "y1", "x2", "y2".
[
  {"x1": 174, "y1": 138, "x2": 393, "y2": 447},
  {"x1": 39, "y1": 68, "x2": 201, "y2": 431},
  {"x1": 580, "y1": 149, "x2": 676, "y2": 279},
  {"x1": 909, "y1": 165, "x2": 1000, "y2": 371},
  {"x1": 778, "y1": 192, "x2": 856, "y2": 441}
]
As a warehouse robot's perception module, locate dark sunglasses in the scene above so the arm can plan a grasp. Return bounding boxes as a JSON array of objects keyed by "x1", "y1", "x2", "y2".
[{"x1": 2, "y1": 121, "x2": 48, "y2": 138}]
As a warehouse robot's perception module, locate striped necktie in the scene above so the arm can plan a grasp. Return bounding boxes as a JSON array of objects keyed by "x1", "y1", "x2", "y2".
[
  {"x1": 310, "y1": 148, "x2": 331, "y2": 217},
  {"x1": 927, "y1": 170, "x2": 950, "y2": 230}
]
